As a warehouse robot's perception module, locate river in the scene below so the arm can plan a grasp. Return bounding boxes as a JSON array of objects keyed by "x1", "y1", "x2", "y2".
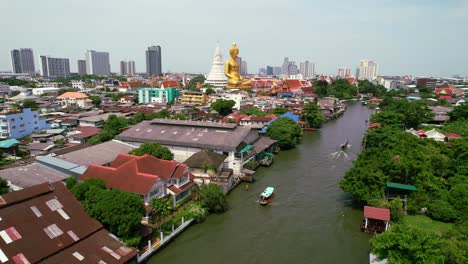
[{"x1": 148, "y1": 102, "x2": 372, "y2": 264}]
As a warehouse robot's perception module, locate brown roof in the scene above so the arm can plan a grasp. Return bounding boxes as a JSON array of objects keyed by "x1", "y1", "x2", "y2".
[
  {"x1": 72, "y1": 126, "x2": 102, "y2": 139},
  {"x1": 0, "y1": 182, "x2": 137, "y2": 263},
  {"x1": 81, "y1": 154, "x2": 188, "y2": 195},
  {"x1": 0, "y1": 163, "x2": 69, "y2": 188},
  {"x1": 253, "y1": 137, "x2": 277, "y2": 154},
  {"x1": 183, "y1": 150, "x2": 227, "y2": 169},
  {"x1": 364, "y1": 206, "x2": 390, "y2": 221}
]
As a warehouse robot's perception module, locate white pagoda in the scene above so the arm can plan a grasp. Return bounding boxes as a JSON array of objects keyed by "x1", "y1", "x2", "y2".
[{"x1": 205, "y1": 43, "x2": 227, "y2": 88}]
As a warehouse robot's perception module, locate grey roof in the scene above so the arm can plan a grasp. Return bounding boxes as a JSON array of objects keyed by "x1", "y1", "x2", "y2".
[
  {"x1": 253, "y1": 137, "x2": 277, "y2": 154},
  {"x1": 116, "y1": 119, "x2": 258, "y2": 152},
  {"x1": 0, "y1": 163, "x2": 69, "y2": 188},
  {"x1": 36, "y1": 155, "x2": 80, "y2": 170},
  {"x1": 56, "y1": 140, "x2": 136, "y2": 166},
  {"x1": 183, "y1": 150, "x2": 227, "y2": 168}
]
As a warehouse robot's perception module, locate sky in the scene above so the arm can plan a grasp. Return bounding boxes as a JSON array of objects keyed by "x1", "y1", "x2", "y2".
[{"x1": 1, "y1": 0, "x2": 468, "y2": 77}]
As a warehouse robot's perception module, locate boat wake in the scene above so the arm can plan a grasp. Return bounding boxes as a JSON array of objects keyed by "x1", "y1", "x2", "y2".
[{"x1": 329, "y1": 150, "x2": 350, "y2": 160}]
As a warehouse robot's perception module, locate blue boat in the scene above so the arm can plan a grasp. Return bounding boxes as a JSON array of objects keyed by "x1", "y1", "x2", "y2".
[{"x1": 259, "y1": 187, "x2": 275, "y2": 205}]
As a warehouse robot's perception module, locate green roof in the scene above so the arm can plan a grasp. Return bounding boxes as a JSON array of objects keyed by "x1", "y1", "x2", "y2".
[
  {"x1": 239, "y1": 144, "x2": 253, "y2": 154},
  {"x1": 386, "y1": 182, "x2": 417, "y2": 191},
  {"x1": 0, "y1": 139, "x2": 20, "y2": 149}
]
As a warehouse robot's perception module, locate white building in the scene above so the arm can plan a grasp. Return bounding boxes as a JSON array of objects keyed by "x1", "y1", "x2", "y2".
[
  {"x1": 300, "y1": 61, "x2": 314, "y2": 78},
  {"x1": 56, "y1": 92, "x2": 93, "y2": 109},
  {"x1": 215, "y1": 91, "x2": 252, "y2": 110},
  {"x1": 358, "y1": 59, "x2": 378, "y2": 80},
  {"x1": 32, "y1": 87, "x2": 60, "y2": 96},
  {"x1": 205, "y1": 43, "x2": 228, "y2": 88}
]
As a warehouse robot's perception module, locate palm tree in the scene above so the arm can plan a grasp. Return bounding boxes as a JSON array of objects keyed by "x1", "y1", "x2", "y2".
[{"x1": 150, "y1": 197, "x2": 173, "y2": 227}]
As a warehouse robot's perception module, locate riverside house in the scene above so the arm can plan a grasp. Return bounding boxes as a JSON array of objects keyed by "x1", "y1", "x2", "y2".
[
  {"x1": 116, "y1": 119, "x2": 262, "y2": 176},
  {"x1": 80, "y1": 153, "x2": 193, "y2": 206}
]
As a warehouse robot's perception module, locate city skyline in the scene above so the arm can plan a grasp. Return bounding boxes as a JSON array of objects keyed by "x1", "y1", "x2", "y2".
[{"x1": 1, "y1": 0, "x2": 467, "y2": 77}]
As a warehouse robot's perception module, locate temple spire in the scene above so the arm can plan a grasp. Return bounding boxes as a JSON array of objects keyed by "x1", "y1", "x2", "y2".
[{"x1": 205, "y1": 43, "x2": 227, "y2": 88}]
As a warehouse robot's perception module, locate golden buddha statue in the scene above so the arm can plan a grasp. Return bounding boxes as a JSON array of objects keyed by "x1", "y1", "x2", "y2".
[{"x1": 225, "y1": 42, "x2": 251, "y2": 89}]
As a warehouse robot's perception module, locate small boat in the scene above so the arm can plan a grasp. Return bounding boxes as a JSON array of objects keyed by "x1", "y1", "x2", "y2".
[
  {"x1": 259, "y1": 187, "x2": 275, "y2": 205},
  {"x1": 340, "y1": 140, "x2": 350, "y2": 150}
]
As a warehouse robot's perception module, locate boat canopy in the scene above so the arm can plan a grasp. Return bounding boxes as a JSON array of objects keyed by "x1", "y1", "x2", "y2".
[{"x1": 261, "y1": 187, "x2": 274, "y2": 197}]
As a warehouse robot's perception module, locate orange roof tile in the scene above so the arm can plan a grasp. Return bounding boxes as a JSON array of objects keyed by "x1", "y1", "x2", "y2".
[{"x1": 57, "y1": 92, "x2": 89, "y2": 99}]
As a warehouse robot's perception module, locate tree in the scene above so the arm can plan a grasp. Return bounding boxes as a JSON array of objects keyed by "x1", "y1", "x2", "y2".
[
  {"x1": 266, "y1": 117, "x2": 303, "y2": 149},
  {"x1": 198, "y1": 184, "x2": 228, "y2": 213},
  {"x1": 205, "y1": 88, "x2": 216, "y2": 95},
  {"x1": 88, "y1": 95, "x2": 102, "y2": 106},
  {"x1": 240, "y1": 107, "x2": 267, "y2": 117},
  {"x1": 150, "y1": 197, "x2": 174, "y2": 225},
  {"x1": 171, "y1": 113, "x2": 188, "y2": 120},
  {"x1": 301, "y1": 102, "x2": 324, "y2": 128},
  {"x1": 371, "y1": 224, "x2": 445, "y2": 264},
  {"x1": 313, "y1": 80, "x2": 329, "y2": 97},
  {"x1": 71, "y1": 178, "x2": 106, "y2": 202},
  {"x1": 22, "y1": 99, "x2": 39, "y2": 110},
  {"x1": 272, "y1": 107, "x2": 288, "y2": 116},
  {"x1": 129, "y1": 142, "x2": 174, "y2": 160},
  {"x1": 65, "y1": 176, "x2": 77, "y2": 189},
  {"x1": 211, "y1": 99, "x2": 236, "y2": 116},
  {"x1": 185, "y1": 75, "x2": 205, "y2": 90},
  {"x1": 0, "y1": 179, "x2": 9, "y2": 194},
  {"x1": 449, "y1": 104, "x2": 468, "y2": 121},
  {"x1": 370, "y1": 111, "x2": 405, "y2": 128}
]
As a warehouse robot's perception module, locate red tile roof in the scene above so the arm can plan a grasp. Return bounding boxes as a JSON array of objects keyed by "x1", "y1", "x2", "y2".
[
  {"x1": 81, "y1": 154, "x2": 188, "y2": 195},
  {"x1": 161, "y1": 80, "x2": 180, "y2": 88},
  {"x1": 364, "y1": 206, "x2": 390, "y2": 221},
  {"x1": 368, "y1": 123, "x2": 381, "y2": 129},
  {"x1": 445, "y1": 133, "x2": 462, "y2": 139}
]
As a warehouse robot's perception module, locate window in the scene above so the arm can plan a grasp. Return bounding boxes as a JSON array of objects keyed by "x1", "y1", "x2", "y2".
[
  {"x1": 10, "y1": 118, "x2": 15, "y2": 122},
  {"x1": 12, "y1": 126, "x2": 15, "y2": 129}
]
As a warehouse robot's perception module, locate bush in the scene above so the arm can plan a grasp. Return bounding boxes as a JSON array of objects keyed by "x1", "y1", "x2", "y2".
[
  {"x1": 428, "y1": 199, "x2": 458, "y2": 222},
  {"x1": 198, "y1": 184, "x2": 228, "y2": 213},
  {"x1": 65, "y1": 176, "x2": 77, "y2": 189}
]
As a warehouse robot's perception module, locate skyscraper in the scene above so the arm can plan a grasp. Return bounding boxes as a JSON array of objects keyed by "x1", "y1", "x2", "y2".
[
  {"x1": 10, "y1": 48, "x2": 36, "y2": 75},
  {"x1": 120, "y1": 61, "x2": 128, "y2": 76},
  {"x1": 146, "y1": 46, "x2": 162, "y2": 76},
  {"x1": 300, "y1": 61, "x2": 315, "y2": 78},
  {"x1": 281, "y1": 57, "x2": 289, "y2": 75},
  {"x1": 127, "y1": 60, "x2": 136, "y2": 76},
  {"x1": 266, "y1": 66, "x2": 273, "y2": 75},
  {"x1": 358, "y1": 59, "x2": 378, "y2": 80},
  {"x1": 77, "y1": 60, "x2": 87, "y2": 75},
  {"x1": 337, "y1": 67, "x2": 351, "y2": 78},
  {"x1": 85, "y1": 50, "x2": 111, "y2": 76},
  {"x1": 241, "y1": 61, "x2": 248, "y2": 76},
  {"x1": 40, "y1": 56, "x2": 70, "y2": 78}
]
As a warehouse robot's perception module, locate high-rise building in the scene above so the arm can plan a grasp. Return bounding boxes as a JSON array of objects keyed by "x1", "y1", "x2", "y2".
[
  {"x1": 358, "y1": 59, "x2": 378, "y2": 80},
  {"x1": 288, "y1": 62, "x2": 299, "y2": 75},
  {"x1": 205, "y1": 43, "x2": 227, "y2": 88},
  {"x1": 337, "y1": 67, "x2": 351, "y2": 78},
  {"x1": 241, "y1": 61, "x2": 248, "y2": 75},
  {"x1": 281, "y1": 57, "x2": 289, "y2": 75},
  {"x1": 120, "y1": 61, "x2": 128, "y2": 76},
  {"x1": 10, "y1": 48, "x2": 36, "y2": 75},
  {"x1": 77, "y1": 60, "x2": 87, "y2": 75},
  {"x1": 127, "y1": 60, "x2": 136, "y2": 76},
  {"x1": 273, "y1": 67, "x2": 282, "y2": 76},
  {"x1": 40, "y1": 56, "x2": 70, "y2": 78},
  {"x1": 266, "y1": 66, "x2": 273, "y2": 75},
  {"x1": 300, "y1": 61, "x2": 314, "y2": 78},
  {"x1": 146, "y1": 46, "x2": 162, "y2": 76},
  {"x1": 85, "y1": 50, "x2": 111, "y2": 76}
]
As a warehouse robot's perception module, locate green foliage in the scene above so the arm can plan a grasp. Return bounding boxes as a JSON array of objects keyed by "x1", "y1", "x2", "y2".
[
  {"x1": 184, "y1": 202, "x2": 208, "y2": 222},
  {"x1": 358, "y1": 80, "x2": 387, "y2": 97},
  {"x1": 448, "y1": 104, "x2": 468, "y2": 121},
  {"x1": 449, "y1": 184, "x2": 468, "y2": 220},
  {"x1": 0, "y1": 178, "x2": 9, "y2": 194},
  {"x1": 129, "y1": 142, "x2": 174, "y2": 160},
  {"x1": 205, "y1": 87, "x2": 215, "y2": 95},
  {"x1": 327, "y1": 79, "x2": 358, "y2": 99},
  {"x1": 171, "y1": 113, "x2": 187, "y2": 120},
  {"x1": 301, "y1": 102, "x2": 324, "y2": 128},
  {"x1": 211, "y1": 99, "x2": 236, "y2": 116},
  {"x1": 241, "y1": 107, "x2": 267, "y2": 117},
  {"x1": 244, "y1": 160, "x2": 258, "y2": 170},
  {"x1": 22, "y1": 99, "x2": 39, "y2": 110},
  {"x1": 267, "y1": 117, "x2": 303, "y2": 149},
  {"x1": 89, "y1": 115, "x2": 129, "y2": 145},
  {"x1": 370, "y1": 224, "x2": 445, "y2": 264},
  {"x1": 0, "y1": 77, "x2": 36, "y2": 87},
  {"x1": 54, "y1": 139, "x2": 65, "y2": 146},
  {"x1": 185, "y1": 75, "x2": 205, "y2": 90},
  {"x1": 71, "y1": 179, "x2": 144, "y2": 246},
  {"x1": 378, "y1": 97, "x2": 434, "y2": 129},
  {"x1": 428, "y1": 199, "x2": 458, "y2": 222},
  {"x1": 88, "y1": 95, "x2": 102, "y2": 106},
  {"x1": 58, "y1": 88, "x2": 76, "y2": 95},
  {"x1": 313, "y1": 80, "x2": 329, "y2": 97},
  {"x1": 271, "y1": 107, "x2": 288, "y2": 116},
  {"x1": 198, "y1": 184, "x2": 228, "y2": 213},
  {"x1": 442, "y1": 119, "x2": 468, "y2": 137},
  {"x1": 151, "y1": 197, "x2": 174, "y2": 224},
  {"x1": 389, "y1": 198, "x2": 404, "y2": 223},
  {"x1": 65, "y1": 176, "x2": 77, "y2": 189},
  {"x1": 370, "y1": 111, "x2": 405, "y2": 128}
]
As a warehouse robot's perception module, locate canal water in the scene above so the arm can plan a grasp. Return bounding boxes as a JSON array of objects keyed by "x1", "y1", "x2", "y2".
[{"x1": 149, "y1": 102, "x2": 372, "y2": 264}]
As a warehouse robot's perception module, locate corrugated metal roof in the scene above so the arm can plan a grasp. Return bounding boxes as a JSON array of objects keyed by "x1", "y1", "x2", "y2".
[
  {"x1": 386, "y1": 182, "x2": 417, "y2": 191},
  {"x1": 0, "y1": 139, "x2": 20, "y2": 149},
  {"x1": 36, "y1": 156, "x2": 80, "y2": 170}
]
